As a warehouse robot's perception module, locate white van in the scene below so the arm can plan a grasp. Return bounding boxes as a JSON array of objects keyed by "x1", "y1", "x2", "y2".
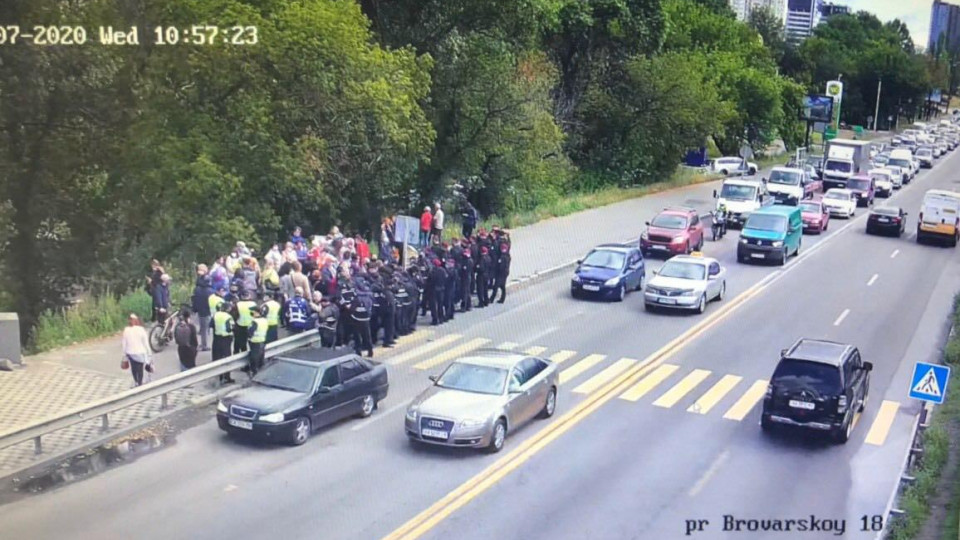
[{"x1": 918, "y1": 190, "x2": 960, "y2": 246}]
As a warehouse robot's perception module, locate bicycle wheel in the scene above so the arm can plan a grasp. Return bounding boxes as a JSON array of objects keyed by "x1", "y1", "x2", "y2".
[{"x1": 148, "y1": 324, "x2": 167, "y2": 352}]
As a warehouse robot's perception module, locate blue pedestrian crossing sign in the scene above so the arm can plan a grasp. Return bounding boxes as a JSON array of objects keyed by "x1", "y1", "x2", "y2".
[{"x1": 909, "y1": 362, "x2": 951, "y2": 404}]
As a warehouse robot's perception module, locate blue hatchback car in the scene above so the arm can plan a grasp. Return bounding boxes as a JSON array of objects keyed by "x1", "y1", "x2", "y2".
[{"x1": 571, "y1": 244, "x2": 646, "y2": 302}]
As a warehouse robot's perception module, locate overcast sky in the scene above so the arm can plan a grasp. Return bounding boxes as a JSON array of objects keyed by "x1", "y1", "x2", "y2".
[{"x1": 843, "y1": 0, "x2": 933, "y2": 48}]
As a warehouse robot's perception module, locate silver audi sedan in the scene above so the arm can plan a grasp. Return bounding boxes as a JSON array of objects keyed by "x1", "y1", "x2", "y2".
[{"x1": 405, "y1": 349, "x2": 559, "y2": 453}]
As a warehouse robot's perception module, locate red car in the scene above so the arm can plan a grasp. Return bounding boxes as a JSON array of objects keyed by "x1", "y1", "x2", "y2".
[
  {"x1": 799, "y1": 199, "x2": 830, "y2": 234},
  {"x1": 640, "y1": 207, "x2": 705, "y2": 256}
]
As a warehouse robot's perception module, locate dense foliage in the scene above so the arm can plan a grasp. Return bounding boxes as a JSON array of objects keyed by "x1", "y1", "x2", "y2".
[{"x1": 0, "y1": 0, "x2": 944, "y2": 342}]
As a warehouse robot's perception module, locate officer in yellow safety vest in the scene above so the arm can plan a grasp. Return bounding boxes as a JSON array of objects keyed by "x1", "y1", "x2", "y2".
[
  {"x1": 247, "y1": 306, "x2": 269, "y2": 375},
  {"x1": 233, "y1": 291, "x2": 257, "y2": 354},
  {"x1": 212, "y1": 301, "x2": 235, "y2": 384},
  {"x1": 264, "y1": 293, "x2": 282, "y2": 344}
]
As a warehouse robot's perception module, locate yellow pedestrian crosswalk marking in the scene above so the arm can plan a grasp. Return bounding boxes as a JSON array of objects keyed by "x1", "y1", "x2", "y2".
[
  {"x1": 573, "y1": 358, "x2": 636, "y2": 394},
  {"x1": 722, "y1": 380, "x2": 768, "y2": 421},
  {"x1": 497, "y1": 342, "x2": 519, "y2": 350},
  {"x1": 549, "y1": 350, "x2": 577, "y2": 364},
  {"x1": 413, "y1": 338, "x2": 491, "y2": 370},
  {"x1": 386, "y1": 334, "x2": 463, "y2": 366},
  {"x1": 525, "y1": 346, "x2": 548, "y2": 356},
  {"x1": 653, "y1": 369, "x2": 711, "y2": 408},
  {"x1": 559, "y1": 354, "x2": 607, "y2": 385},
  {"x1": 864, "y1": 400, "x2": 900, "y2": 446},
  {"x1": 619, "y1": 364, "x2": 680, "y2": 402},
  {"x1": 688, "y1": 375, "x2": 742, "y2": 414}
]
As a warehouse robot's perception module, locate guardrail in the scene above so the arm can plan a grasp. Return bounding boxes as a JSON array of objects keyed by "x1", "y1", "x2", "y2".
[
  {"x1": 0, "y1": 330, "x2": 320, "y2": 456},
  {"x1": 877, "y1": 400, "x2": 933, "y2": 539}
]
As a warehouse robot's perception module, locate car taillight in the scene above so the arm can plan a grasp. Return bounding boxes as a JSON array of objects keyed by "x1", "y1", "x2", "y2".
[
  {"x1": 893, "y1": 218, "x2": 900, "y2": 223},
  {"x1": 919, "y1": 212, "x2": 923, "y2": 222},
  {"x1": 837, "y1": 395, "x2": 848, "y2": 414},
  {"x1": 765, "y1": 384, "x2": 773, "y2": 399}
]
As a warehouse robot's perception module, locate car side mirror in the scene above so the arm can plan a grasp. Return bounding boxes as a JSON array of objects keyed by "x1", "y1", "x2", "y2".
[
  {"x1": 508, "y1": 383, "x2": 522, "y2": 394},
  {"x1": 780, "y1": 348, "x2": 787, "y2": 358},
  {"x1": 652, "y1": 269, "x2": 659, "y2": 275},
  {"x1": 318, "y1": 386, "x2": 331, "y2": 394},
  {"x1": 645, "y1": 221, "x2": 650, "y2": 227},
  {"x1": 576, "y1": 259, "x2": 582, "y2": 265},
  {"x1": 428, "y1": 374, "x2": 438, "y2": 383},
  {"x1": 761, "y1": 177, "x2": 767, "y2": 183},
  {"x1": 863, "y1": 362, "x2": 873, "y2": 371}
]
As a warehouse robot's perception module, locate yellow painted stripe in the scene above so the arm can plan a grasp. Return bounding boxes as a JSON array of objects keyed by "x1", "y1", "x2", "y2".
[
  {"x1": 653, "y1": 369, "x2": 711, "y2": 408},
  {"x1": 387, "y1": 334, "x2": 463, "y2": 366},
  {"x1": 559, "y1": 354, "x2": 607, "y2": 385},
  {"x1": 413, "y1": 338, "x2": 491, "y2": 370},
  {"x1": 619, "y1": 364, "x2": 680, "y2": 402},
  {"x1": 687, "y1": 375, "x2": 742, "y2": 414},
  {"x1": 864, "y1": 400, "x2": 900, "y2": 446},
  {"x1": 497, "y1": 342, "x2": 518, "y2": 350},
  {"x1": 394, "y1": 329, "x2": 433, "y2": 347},
  {"x1": 549, "y1": 350, "x2": 577, "y2": 364},
  {"x1": 525, "y1": 346, "x2": 547, "y2": 356},
  {"x1": 722, "y1": 380, "x2": 768, "y2": 421},
  {"x1": 573, "y1": 358, "x2": 636, "y2": 394}
]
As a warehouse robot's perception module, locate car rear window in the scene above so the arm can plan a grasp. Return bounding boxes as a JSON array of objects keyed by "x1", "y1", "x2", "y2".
[
  {"x1": 772, "y1": 359, "x2": 842, "y2": 394},
  {"x1": 651, "y1": 214, "x2": 687, "y2": 229}
]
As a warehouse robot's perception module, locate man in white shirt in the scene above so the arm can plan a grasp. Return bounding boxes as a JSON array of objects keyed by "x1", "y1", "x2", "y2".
[{"x1": 432, "y1": 202, "x2": 444, "y2": 244}]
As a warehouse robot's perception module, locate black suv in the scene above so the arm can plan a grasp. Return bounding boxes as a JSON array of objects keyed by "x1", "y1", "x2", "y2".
[{"x1": 761, "y1": 339, "x2": 872, "y2": 443}]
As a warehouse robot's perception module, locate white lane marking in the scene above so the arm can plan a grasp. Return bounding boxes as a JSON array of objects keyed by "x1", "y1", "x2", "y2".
[
  {"x1": 224, "y1": 484, "x2": 238, "y2": 492},
  {"x1": 891, "y1": 249, "x2": 900, "y2": 259},
  {"x1": 350, "y1": 401, "x2": 409, "y2": 431},
  {"x1": 688, "y1": 450, "x2": 730, "y2": 497},
  {"x1": 833, "y1": 308, "x2": 850, "y2": 326},
  {"x1": 867, "y1": 274, "x2": 879, "y2": 286}
]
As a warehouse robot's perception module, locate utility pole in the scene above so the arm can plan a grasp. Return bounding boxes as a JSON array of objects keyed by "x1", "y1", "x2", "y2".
[{"x1": 873, "y1": 78, "x2": 882, "y2": 131}]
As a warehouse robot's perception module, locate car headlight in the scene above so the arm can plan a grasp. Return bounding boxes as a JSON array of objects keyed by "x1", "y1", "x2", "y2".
[
  {"x1": 405, "y1": 407, "x2": 418, "y2": 422},
  {"x1": 458, "y1": 418, "x2": 485, "y2": 429},
  {"x1": 671, "y1": 236, "x2": 685, "y2": 244},
  {"x1": 572, "y1": 274, "x2": 581, "y2": 283},
  {"x1": 640, "y1": 232, "x2": 649, "y2": 241},
  {"x1": 739, "y1": 237, "x2": 748, "y2": 244},
  {"x1": 771, "y1": 241, "x2": 783, "y2": 247},
  {"x1": 604, "y1": 277, "x2": 620, "y2": 287},
  {"x1": 217, "y1": 401, "x2": 228, "y2": 413},
  {"x1": 259, "y1": 412, "x2": 284, "y2": 423},
  {"x1": 680, "y1": 289, "x2": 698, "y2": 296}
]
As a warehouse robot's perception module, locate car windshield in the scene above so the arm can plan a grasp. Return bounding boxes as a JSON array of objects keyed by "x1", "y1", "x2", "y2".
[
  {"x1": 436, "y1": 362, "x2": 507, "y2": 395},
  {"x1": 874, "y1": 155, "x2": 889, "y2": 164},
  {"x1": 650, "y1": 214, "x2": 688, "y2": 229},
  {"x1": 772, "y1": 359, "x2": 842, "y2": 394},
  {"x1": 768, "y1": 170, "x2": 801, "y2": 185},
  {"x1": 744, "y1": 214, "x2": 787, "y2": 232},
  {"x1": 720, "y1": 184, "x2": 756, "y2": 201},
  {"x1": 888, "y1": 158, "x2": 911, "y2": 168},
  {"x1": 581, "y1": 249, "x2": 625, "y2": 270},
  {"x1": 847, "y1": 178, "x2": 870, "y2": 190},
  {"x1": 917, "y1": 149, "x2": 932, "y2": 156},
  {"x1": 824, "y1": 191, "x2": 849, "y2": 201},
  {"x1": 799, "y1": 202, "x2": 820, "y2": 213},
  {"x1": 825, "y1": 160, "x2": 851, "y2": 173},
  {"x1": 658, "y1": 261, "x2": 706, "y2": 280},
  {"x1": 252, "y1": 360, "x2": 318, "y2": 393}
]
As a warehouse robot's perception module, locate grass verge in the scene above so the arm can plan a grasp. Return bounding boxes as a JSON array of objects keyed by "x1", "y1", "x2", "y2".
[
  {"x1": 29, "y1": 284, "x2": 191, "y2": 355},
  {"x1": 886, "y1": 293, "x2": 960, "y2": 540}
]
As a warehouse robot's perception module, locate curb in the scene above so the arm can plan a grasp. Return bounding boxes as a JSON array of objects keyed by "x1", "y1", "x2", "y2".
[{"x1": 0, "y1": 382, "x2": 241, "y2": 487}]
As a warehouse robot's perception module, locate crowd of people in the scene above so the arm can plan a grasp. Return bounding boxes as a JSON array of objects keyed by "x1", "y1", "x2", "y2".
[{"x1": 139, "y1": 213, "x2": 512, "y2": 385}]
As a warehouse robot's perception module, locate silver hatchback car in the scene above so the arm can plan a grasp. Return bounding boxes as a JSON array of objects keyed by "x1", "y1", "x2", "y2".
[{"x1": 405, "y1": 350, "x2": 559, "y2": 453}]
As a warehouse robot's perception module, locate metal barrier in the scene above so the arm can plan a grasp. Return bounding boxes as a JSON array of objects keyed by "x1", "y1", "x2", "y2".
[{"x1": 0, "y1": 330, "x2": 320, "y2": 455}]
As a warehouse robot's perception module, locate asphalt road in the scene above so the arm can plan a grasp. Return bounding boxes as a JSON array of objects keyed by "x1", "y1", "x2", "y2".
[{"x1": 2, "y1": 146, "x2": 958, "y2": 540}]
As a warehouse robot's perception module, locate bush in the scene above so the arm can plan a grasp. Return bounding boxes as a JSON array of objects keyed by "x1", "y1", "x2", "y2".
[{"x1": 29, "y1": 283, "x2": 191, "y2": 354}]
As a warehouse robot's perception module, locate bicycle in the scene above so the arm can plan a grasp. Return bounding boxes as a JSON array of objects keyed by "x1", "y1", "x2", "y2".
[{"x1": 148, "y1": 305, "x2": 188, "y2": 353}]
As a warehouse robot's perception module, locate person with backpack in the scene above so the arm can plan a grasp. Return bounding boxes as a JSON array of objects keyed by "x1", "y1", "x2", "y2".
[{"x1": 174, "y1": 307, "x2": 199, "y2": 371}]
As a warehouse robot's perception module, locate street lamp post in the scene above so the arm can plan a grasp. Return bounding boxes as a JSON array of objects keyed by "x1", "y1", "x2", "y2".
[{"x1": 873, "y1": 78, "x2": 882, "y2": 131}]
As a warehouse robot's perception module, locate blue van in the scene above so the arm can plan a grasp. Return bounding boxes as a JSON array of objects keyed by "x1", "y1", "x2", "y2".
[{"x1": 736, "y1": 205, "x2": 802, "y2": 265}]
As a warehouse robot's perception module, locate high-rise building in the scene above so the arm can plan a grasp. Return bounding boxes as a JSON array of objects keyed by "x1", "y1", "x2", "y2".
[
  {"x1": 928, "y1": 0, "x2": 960, "y2": 56},
  {"x1": 785, "y1": 0, "x2": 819, "y2": 43},
  {"x1": 729, "y1": 0, "x2": 788, "y2": 24},
  {"x1": 818, "y1": 2, "x2": 850, "y2": 20}
]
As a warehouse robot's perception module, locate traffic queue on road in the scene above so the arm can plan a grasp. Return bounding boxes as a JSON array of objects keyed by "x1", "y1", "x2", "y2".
[{"x1": 212, "y1": 118, "x2": 960, "y2": 454}]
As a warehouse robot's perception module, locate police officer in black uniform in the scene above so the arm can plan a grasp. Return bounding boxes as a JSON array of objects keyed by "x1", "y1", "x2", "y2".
[
  {"x1": 477, "y1": 246, "x2": 493, "y2": 307},
  {"x1": 349, "y1": 281, "x2": 374, "y2": 357},
  {"x1": 380, "y1": 275, "x2": 397, "y2": 347},
  {"x1": 444, "y1": 256, "x2": 458, "y2": 322},
  {"x1": 492, "y1": 242, "x2": 511, "y2": 303},
  {"x1": 337, "y1": 281, "x2": 356, "y2": 348},
  {"x1": 428, "y1": 258, "x2": 446, "y2": 324},
  {"x1": 317, "y1": 296, "x2": 339, "y2": 348},
  {"x1": 405, "y1": 268, "x2": 421, "y2": 334},
  {"x1": 460, "y1": 247, "x2": 474, "y2": 312}
]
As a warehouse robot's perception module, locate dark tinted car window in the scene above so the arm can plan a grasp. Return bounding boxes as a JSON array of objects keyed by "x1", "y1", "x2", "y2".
[
  {"x1": 320, "y1": 365, "x2": 341, "y2": 387},
  {"x1": 253, "y1": 360, "x2": 319, "y2": 393},
  {"x1": 772, "y1": 359, "x2": 842, "y2": 394},
  {"x1": 521, "y1": 358, "x2": 546, "y2": 381},
  {"x1": 340, "y1": 359, "x2": 368, "y2": 382}
]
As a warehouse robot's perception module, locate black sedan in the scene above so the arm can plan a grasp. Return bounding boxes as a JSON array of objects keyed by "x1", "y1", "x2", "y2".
[
  {"x1": 217, "y1": 348, "x2": 389, "y2": 445},
  {"x1": 865, "y1": 206, "x2": 907, "y2": 237}
]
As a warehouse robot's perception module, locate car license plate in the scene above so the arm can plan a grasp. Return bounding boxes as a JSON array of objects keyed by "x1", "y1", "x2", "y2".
[
  {"x1": 878, "y1": 217, "x2": 889, "y2": 222},
  {"x1": 788, "y1": 400, "x2": 815, "y2": 410},
  {"x1": 750, "y1": 253, "x2": 764, "y2": 259},
  {"x1": 228, "y1": 418, "x2": 253, "y2": 430},
  {"x1": 658, "y1": 298, "x2": 676, "y2": 305},
  {"x1": 653, "y1": 245, "x2": 668, "y2": 250},
  {"x1": 583, "y1": 285, "x2": 600, "y2": 291},
  {"x1": 421, "y1": 428, "x2": 448, "y2": 439}
]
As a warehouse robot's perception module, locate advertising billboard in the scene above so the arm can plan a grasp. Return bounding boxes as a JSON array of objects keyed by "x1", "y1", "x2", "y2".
[{"x1": 800, "y1": 94, "x2": 834, "y2": 123}]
